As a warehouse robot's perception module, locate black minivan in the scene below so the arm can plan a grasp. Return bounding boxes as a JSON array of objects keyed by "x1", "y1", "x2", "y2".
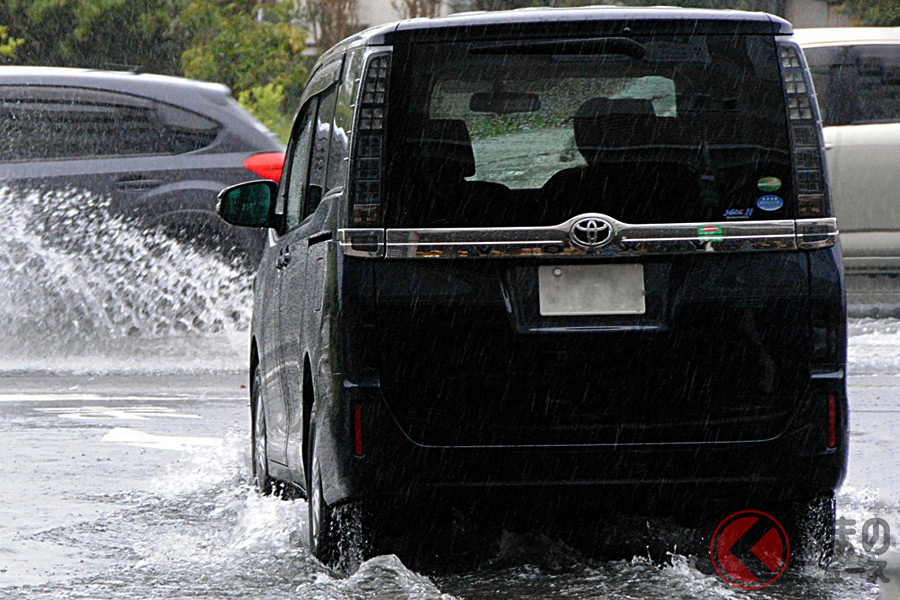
[{"x1": 218, "y1": 7, "x2": 846, "y2": 573}]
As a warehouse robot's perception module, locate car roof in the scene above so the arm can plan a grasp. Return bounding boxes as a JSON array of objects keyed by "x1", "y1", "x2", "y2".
[
  {"x1": 320, "y1": 6, "x2": 790, "y2": 61},
  {"x1": 394, "y1": 6, "x2": 787, "y2": 32},
  {"x1": 793, "y1": 27, "x2": 900, "y2": 46},
  {"x1": 0, "y1": 66, "x2": 233, "y2": 107}
]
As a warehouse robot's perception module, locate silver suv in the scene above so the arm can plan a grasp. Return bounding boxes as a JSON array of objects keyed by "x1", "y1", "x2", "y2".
[{"x1": 796, "y1": 28, "x2": 900, "y2": 314}]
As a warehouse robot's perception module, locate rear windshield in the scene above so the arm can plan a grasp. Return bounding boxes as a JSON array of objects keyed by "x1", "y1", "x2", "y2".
[
  {"x1": 804, "y1": 44, "x2": 900, "y2": 127},
  {"x1": 385, "y1": 35, "x2": 792, "y2": 227}
]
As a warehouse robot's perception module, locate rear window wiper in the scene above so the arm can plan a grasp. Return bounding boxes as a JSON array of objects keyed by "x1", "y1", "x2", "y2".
[{"x1": 469, "y1": 37, "x2": 646, "y2": 59}]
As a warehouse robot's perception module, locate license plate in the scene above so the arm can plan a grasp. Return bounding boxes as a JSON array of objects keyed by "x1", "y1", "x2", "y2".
[{"x1": 538, "y1": 264, "x2": 645, "y2": 316}]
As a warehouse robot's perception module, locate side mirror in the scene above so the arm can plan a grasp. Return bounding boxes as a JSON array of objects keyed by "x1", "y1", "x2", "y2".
[{"x1": 217, "y1": 180, "x2": 278, "y2": 228}]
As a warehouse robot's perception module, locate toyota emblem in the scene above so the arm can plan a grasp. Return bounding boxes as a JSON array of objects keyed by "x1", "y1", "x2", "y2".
[{"x1": 570, "y1": 216, "x2": 614, "y2": 249}]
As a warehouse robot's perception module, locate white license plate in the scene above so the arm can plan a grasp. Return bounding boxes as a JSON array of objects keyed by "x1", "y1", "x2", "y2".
[{"x1": 538, "y1": 264, "x2": 645, "y2": 316}]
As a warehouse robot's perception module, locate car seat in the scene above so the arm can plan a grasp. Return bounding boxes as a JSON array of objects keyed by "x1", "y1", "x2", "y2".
[
  {"x1": 541, "y1": 97, "x2": 698, "y2": 224},
  {"x1": 399, "y1": 119, "x2": 511, "y2": 227}
]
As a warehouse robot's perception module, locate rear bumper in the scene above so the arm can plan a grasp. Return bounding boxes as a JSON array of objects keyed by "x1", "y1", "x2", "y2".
[{"x1": 331, "y1": 376, "x2": 848, "y2": 507}]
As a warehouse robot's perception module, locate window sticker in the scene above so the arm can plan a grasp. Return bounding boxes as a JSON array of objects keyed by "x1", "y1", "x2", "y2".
[
  {"x1": 724, "y1": 208, "x2": 754, "y2": 220},
  {"x1": 757, "y1": 177, "x2": 782, "y2": 192},
  {"x1": 756, "y1": 195, "x2": 784, "y2": 211},
  {"x1": 698, "y1": 225, "x2": 724, "y2": 242}
]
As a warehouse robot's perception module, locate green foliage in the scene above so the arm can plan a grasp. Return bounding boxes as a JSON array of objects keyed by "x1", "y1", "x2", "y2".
[
  {"x1": 238, "y1": 84, "x2": 285, "y2": 130},
  {"x1": 178, "y1": 2, "x2": 308, "y2": 104},
  {"x1": 237, "y1": 83, "x2": 293, "y2": 143},
  {"x1": 0, "y1": 1, "x2": 309, "y2": 137},
  {"x1": 0, "y1": 0, "x2": 186, "y2": 73},
  {"x1": 831, "y1": 0, "x2": 900, "y2": 25},
  {"x1": 0, "y1": 24, "x2": 24, "y2": 61}
]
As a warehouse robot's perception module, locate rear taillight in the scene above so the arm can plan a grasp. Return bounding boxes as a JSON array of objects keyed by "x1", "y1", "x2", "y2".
[
  {"x1": 353, "y1": 403, "x2": 364, "y2": 457},
  {"x1": 350, "y1": 53, "x2": 390, "y2": 228},
  {"x1": 827, "y1": 393, "x2": 837, "y2": 449},
  {"x1": 243, "y1": 152, "x2": 285, "y2": 182},
  {"x1": 778, "y1": 42, "x2": 830, "y2": 219}
]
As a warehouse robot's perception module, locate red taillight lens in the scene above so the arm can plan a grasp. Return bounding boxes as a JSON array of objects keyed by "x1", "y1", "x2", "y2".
[
  {"x1": 353, "y1": 403, "x2": 364, "y2": 457},
  {"x1": 243, "y1": 152, "x2": 285, "y2": 182},
  {"x1": 827, "y1": 394, "x2": 837, "y2": 449}
]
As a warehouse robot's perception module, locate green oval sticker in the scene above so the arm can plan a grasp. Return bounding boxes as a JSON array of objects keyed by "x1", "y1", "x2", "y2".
[{"x1": 758, "y1": 177, "x2": 782, "y2": 192}]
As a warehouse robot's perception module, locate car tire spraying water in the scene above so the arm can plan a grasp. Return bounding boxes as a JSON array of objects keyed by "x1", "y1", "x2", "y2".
[
  {"x1": 783, "y1": 491, "x2": 836, "y2": 569},
  {"x1": 307, "y1": 419, "x2": 371, "y2": 574},
  {"x1": 251, "y1": 366, "x2": 272, "y2": 495}
]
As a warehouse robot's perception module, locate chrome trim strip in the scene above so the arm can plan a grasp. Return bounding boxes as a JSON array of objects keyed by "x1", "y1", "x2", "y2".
[
  {"x1": 388, "y1": 214, "x2": 796, "y2": 259},
  {"x1": 796, "y1": 217, "x2": 838, "y2": 250},
  {"x1": 338, "y1": 215, "x2": 838, "y2": 258},
  {"x1": 337, "y1": 228, "x2": 384, "y2": 258}
]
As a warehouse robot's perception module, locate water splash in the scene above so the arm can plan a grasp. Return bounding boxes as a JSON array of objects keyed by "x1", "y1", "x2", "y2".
[
  {"x1": 0, "y1": 186, "x2": 253, "y2": 371},
  {"x1": 848, "y1": 318, "x2": 900, "y2": 375}
]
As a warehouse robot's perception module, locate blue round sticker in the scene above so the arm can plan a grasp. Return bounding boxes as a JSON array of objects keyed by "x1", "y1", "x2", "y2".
[{"x1": 756, "y1": 195, "x2": 784, "y2": 212}]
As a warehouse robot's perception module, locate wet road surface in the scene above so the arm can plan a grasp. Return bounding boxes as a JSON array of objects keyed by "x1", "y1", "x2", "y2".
[{"x1": 0, "y1": 323, "x2": 897, "y2": 599}]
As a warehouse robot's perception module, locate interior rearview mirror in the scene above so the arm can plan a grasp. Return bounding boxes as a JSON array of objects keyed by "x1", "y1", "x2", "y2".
[{"x1": 216, "y1": 180, "x2": 278, "y2": 228}]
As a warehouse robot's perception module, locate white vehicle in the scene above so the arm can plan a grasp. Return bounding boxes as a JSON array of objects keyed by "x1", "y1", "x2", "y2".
[{"x1": 796, "y1": 28, "x2": 900, "y2": 314}]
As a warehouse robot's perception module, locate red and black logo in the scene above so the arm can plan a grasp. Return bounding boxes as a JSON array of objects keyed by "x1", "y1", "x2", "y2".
[{"x1": 710, "y1": 510, "x2": 790, "y2": 589}]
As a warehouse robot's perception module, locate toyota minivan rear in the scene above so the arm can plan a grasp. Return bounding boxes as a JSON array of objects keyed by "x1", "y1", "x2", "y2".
[
  {"x1": 219, "y1": 7, "x2": 846, "y2": 573},
  {"x1": 345, "y1": 10, "x2": 845, "y2": 566}
]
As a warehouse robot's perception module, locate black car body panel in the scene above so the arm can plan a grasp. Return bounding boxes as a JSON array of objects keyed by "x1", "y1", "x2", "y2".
[
  {"x1": 221, "y1": 7, "x2": 846, "y2": 543},
  {"x1": 372, "y1": 254, "x2": 811, "y2": 447},
  {"x1": 0, "y1": 67, "x2": 283, "y2": 266}
]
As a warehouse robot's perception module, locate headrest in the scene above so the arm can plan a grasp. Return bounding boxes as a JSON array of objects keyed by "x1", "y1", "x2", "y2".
[
  {"x1": 408, "y1": 119, "x2": 476, "y2": 179},
  {"x1": 574, "y1": 97, "x2": 666, "y2": 161}
]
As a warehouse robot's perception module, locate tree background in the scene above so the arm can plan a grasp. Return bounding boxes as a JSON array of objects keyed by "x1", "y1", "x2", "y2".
[
  {"x1": 0, "y1": 23, "x2": 22, "y2": 59},
  {"x1": 0, "y1": 0, "x2": 312, "y2": 140},
  {"x1": 829, "y1": 0, "x2": 899, "y2": 25},
  {"x1": 392, "y1": 0, "x2": 442, "y2": 18}
]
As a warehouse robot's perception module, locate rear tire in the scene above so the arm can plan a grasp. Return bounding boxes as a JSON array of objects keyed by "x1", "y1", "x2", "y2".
[
  {"x1": 251, "y1": 366, "x2": 273, "y2": 495},
  {"x1": 782, "y1": 491, "x2": 836, "y2": 569},
  {"x1": 307, "y1": 421, "x2": 370, "y2": 575}
]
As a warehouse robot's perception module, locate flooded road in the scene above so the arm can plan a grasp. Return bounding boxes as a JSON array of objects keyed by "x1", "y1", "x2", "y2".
[
  {"x1": 0, "y1": 324, "x2": 895, "y2": 600},
  {"x1": 0, "y1": 187, "x2": 896, "y2": 599}
]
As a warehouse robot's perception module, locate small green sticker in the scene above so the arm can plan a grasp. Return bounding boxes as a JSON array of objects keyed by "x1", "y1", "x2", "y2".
[
  {"x1": 758, "y1": 177, "x2": 782, "y2": 192},
  {"x1": 697, "y1": 225, "x2": 723, "y2": 242}
]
